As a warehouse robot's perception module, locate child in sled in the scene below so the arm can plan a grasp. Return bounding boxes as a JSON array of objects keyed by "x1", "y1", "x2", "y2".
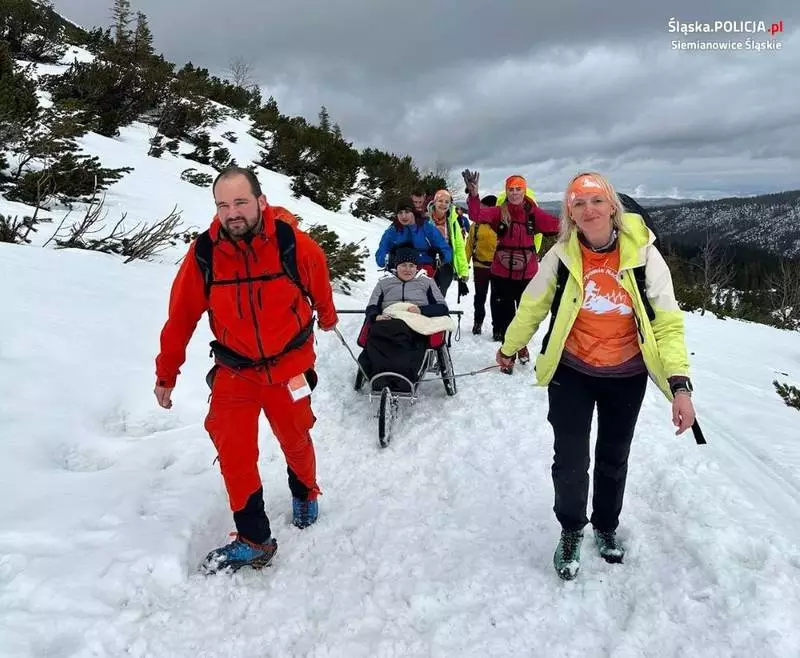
[{"x1": 356, "y1": 248, "x2": 454, "y2": 391}]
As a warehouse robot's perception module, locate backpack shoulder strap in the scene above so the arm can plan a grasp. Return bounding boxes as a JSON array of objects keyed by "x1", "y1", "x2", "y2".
[
  {"x1": 470, "y1": 224, "x2": 478, "y2": 259},
  {"x1": 539, "y1": 259, "x2": 570, "y2": 354},
  {"x1": 618, "y1": 192, "x2": 661, "y2": 251},
  {"x1": 633, "y1": 265, "x2": 655, "y2": 322},
  {"x1": 194, "y1": 230, "x2": 214, "y2": 297},
  {"x1": 275, "y1": 219, "x2": 313, "y2": 303},
  {"x1": 616, "y1": 194, "x2": 658, "y2": 322}
]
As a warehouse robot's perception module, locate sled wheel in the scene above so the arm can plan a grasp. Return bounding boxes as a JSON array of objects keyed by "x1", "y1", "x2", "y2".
[
  {"x1": 438, "y1": 346, "x2": 457, "y2": 396},
  {"x1": 354, "y1": 368, "x2": 365, "y2": 391},
  {"x1": 378, "y1": 386, "x2": 396, "y2": 448}
]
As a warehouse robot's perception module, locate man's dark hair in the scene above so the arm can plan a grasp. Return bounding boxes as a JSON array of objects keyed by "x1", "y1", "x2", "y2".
[
  {"x1": 411, "y1": 188, "x2": 426, "y2": 198},
  {"x1": 212, "y1": 166, "x2": 263, "y2": 198}
]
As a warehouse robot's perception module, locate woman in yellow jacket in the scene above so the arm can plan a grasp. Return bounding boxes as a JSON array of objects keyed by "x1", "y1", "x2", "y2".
[
  {"x1": 497, "y1": 172, "x2": 696, "y2": 581},
  {"x1": 428, "y1": 189, "x2": 469, "y2": 297},
  {"x1": 465, "y1": 194, "x2": 498, "y2": 335}
]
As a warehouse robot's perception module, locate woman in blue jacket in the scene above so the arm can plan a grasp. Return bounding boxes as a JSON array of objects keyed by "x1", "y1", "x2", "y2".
[{"x1": 375, "y1": 198, "x2": 452, "y2": 277}]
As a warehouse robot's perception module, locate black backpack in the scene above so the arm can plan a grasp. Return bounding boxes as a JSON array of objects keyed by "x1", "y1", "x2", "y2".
[
  {"x1": 193, "y1": 219, "x2": 317, "y2": 370},
  {"x1": 540, "y1": 196, "x2": 657, "y2": 354},
  {"x1": 194, "y1": 219, "x2": 311, "y2": 303},
  {"x1": 617, "y1": 193, "x2": 661, "y2": 250}
]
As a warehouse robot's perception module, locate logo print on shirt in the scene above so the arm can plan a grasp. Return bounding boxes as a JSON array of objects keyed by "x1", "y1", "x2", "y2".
[{"x1": 581, "y1": 266, "x2": 632, "y2": 315}]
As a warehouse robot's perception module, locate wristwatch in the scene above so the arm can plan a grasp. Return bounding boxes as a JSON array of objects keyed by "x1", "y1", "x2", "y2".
[{"x1": 669, "y1": 377, "x2": 693, "y2": 397}]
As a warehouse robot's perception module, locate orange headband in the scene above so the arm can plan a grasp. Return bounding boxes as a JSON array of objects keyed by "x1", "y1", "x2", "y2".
[
  {"x1": 433, "y1": 189, "x2": 452, "y2": 202},
  {"x1": 505, "y1": 175, "x2": 526, "y2": 191},
  {"x1": 567, "y1": 174, "x2": 608, "y2": 205}
]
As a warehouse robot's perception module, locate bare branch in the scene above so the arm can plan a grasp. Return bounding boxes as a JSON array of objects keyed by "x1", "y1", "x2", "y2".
[
  {"x1": 121, "y1": 205, "x2": 184, "y2": 263},
  {"x1": 54, "y1": 186, "x2": 110, "y2": 249},
  {"x1": 696, "y1": 229, "x2": 734, "y2": 315},
  {"x1": 228, "y1": 56, "x2": 254, "y2": 89},
  {"x1": 767, "y1": 259, "x2": 800, "y2": 329},
  {"x1": 42, "y1": 209, "x2": 73, "y2": 248}
]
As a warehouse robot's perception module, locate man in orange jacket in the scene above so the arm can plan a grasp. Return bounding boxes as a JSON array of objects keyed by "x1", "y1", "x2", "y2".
[{"x1": 154, "y1": 167, "x2": 338, "y2": 574}]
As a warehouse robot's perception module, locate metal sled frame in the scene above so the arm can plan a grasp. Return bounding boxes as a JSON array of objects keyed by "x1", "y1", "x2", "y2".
[
  {"x1": 365, "y1": 345, "x2": 437, "y2": 403},
  {"x1": 356, "y1": 332, "x2": 457, "y2": 448}
]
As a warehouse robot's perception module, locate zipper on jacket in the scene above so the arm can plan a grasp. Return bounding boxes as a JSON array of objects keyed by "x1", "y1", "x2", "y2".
[
  {"x1": 242, "y1": 248, "x2": 268, "y2": 362},
  {"x1": 235, "y1": 273, "x2": 244, "y2": 319}
]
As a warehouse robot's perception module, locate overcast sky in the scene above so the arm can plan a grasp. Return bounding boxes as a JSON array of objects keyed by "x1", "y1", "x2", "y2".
[{"x1": 53, "y1": 0, "x2": 799, "y2": 200}]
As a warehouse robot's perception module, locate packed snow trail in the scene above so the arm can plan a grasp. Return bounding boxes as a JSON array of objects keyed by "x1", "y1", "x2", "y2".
[
  {"x1": 3, "y1": 54, "x2": 798, "y2": 655},
  {"x1": 1, "y1": 242, "x2": 799, "y2": 658}
]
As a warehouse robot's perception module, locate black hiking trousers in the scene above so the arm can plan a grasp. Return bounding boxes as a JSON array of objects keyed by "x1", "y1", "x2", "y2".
[
  {"x1": 547, "y1": 363, "x2": 648, "y2": 532},
  {"x1": 490, "y1": 276, "x2": 530, "y2": 338},
  {"x1": 435, "y1": 263, "x2": 455, "y2": 298},
  {"x1": 473, "y1": 266, "x2": 492, "y2": 329}
]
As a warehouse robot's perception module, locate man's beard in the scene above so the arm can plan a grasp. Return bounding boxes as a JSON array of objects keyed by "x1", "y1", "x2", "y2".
[{"x1": 223, "y1": 213, "x2": 260, "y2": 240}]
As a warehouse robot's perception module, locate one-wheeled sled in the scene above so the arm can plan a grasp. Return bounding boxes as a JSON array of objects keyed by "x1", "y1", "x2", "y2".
[{"x1": 348, "y1": 317, "x2": 458, "y2": 448}]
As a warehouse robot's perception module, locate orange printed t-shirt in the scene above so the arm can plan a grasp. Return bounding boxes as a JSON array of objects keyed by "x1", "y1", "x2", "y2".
[{"x1": 563, "y1": 244, "x2": 641, "y2": 368}]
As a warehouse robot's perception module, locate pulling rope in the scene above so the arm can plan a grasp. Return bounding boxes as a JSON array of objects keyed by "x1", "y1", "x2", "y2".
[
  {"x1": 433, "y1": 364, "x2": 500, "y2": 381},
  {"x1": 332, "y1": 322, "x2": 497, "y2": 383},
  {"x1": 333, "y1": 326, "x2": 371, "y2": 382}
]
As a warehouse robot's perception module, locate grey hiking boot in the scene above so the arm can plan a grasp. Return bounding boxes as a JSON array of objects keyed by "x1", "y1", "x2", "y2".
[
  {"x1": 593, "y1": 528, "x2": 625, "y2": 563},
  {"x1": 554, "y1": 529, "x2": 583, "y2": 581}
]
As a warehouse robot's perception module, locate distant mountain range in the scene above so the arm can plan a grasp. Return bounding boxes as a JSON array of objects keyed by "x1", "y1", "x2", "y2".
[
  {"x1": 535, "y1": 197, "x2": 695, "y2": 214},
  {"x1": 648, "y1": 190, "x2": 800, "y2": 259},
  {"x1": 462, "y1": 192, "x2": 800, "y2": 259}
]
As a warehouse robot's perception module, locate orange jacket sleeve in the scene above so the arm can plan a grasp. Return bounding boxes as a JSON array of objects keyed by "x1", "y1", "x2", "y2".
[
  {"x1": 155, "y1": 242, "x2": 209, "y2": 388},
  {"x1": 296, "y1": 232, "x2": 338, "y2": 329}
]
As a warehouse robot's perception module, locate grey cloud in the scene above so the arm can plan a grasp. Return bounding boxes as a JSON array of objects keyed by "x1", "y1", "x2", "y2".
[{"x1": 52, "y1": 0, "x2": 800, "y2": 198}]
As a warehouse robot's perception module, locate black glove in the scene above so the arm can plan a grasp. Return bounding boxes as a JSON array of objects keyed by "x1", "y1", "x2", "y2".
[
  {"x1": 458, "y1": 280, "x2": 470, "y2": 297},
  {"x1": 462, "y1": 169, "x2": 479, "y2": 195},
  {"x1": 461, "y1": 169, "x2": 478, "y2": 185}
]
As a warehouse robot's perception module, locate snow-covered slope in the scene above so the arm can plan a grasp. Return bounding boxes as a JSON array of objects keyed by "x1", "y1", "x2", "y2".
[
  {"x1": 3, "y1": 40, "x2": 800, "y2": 658},
  {"x1": 2, "y1": 225, "x2": 800, "y2": 657},
  {"x1": 5, "y1": 44, "x2": 385, "y2": 263}
]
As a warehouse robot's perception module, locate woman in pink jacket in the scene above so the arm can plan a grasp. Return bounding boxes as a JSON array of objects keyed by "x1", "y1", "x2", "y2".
[{"x1": 463, "y1": 170, "x2": 560, "y2": 369}]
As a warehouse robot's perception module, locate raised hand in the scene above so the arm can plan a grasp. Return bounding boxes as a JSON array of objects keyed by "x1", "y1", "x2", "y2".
[{"x1": 461, "y1": 169, "x2": 480, "y2": 197}]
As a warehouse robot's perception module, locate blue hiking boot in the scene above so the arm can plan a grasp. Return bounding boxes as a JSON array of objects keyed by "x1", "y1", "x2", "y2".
[
  {"x1": 199, "y1": 533, "x2": 278, "y2": 575},
  {"x1": 292, "y1": 497, "x2": 319, "y2": 529}
]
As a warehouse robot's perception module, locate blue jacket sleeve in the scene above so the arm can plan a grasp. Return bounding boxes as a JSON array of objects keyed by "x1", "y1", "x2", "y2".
[
  {"x1": 375, "y1": 227, "x2": 395, "y2": 267},
  {"x1": 424, "y1": 221, "x2": 453, "y2": 264}
]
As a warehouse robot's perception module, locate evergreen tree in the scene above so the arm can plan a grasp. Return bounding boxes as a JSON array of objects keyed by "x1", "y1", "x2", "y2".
[
  {"x1": 132, "y1": 11, "x2": 154, "y2": 64},
  {"x1": 48, "y1": 53, "x2": 174, "y2": 136},
  {"x1": 350, "y1": 148, "x2": 446, "y2": 220},
  {"x1": 0, "y1": 0, "x2": 65, "y2": 61},
  {"x1": 773, "y1": 381, "x2": 800, "y2": 410},
  {"x1": 0, "y1": 42, "x2": 39, "y2": 152},
  {"x1": 110, "y1": 0, "x2": 133, "y2": 58},
  {"x1": 305, "y1": 224, "x2": 367, "y2": 293},
  {"x1": 318, "y1": 106, "x2": 331, "y2": 132},
  {"x1": 251, "y1": 96, "x2": 281, "y2": 131}
]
